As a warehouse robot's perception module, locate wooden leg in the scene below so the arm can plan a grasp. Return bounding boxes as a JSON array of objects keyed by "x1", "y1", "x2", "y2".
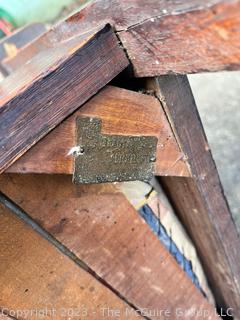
[{"x1": 147, "y1": 75, "x2": 240, "y2": 317}]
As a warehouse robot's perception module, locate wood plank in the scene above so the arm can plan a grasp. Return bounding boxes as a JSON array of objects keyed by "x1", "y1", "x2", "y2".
[
  {"x1": 146, "y1": 76, "x2": 240, "y2": 318},
  {"x1": 0, "y1": 203, "x2": 140, "y2": 320},
  {"x1": 0, "y1": 24, "x2": 129, "y2": 173},
  {"x1": 119, "y1": 0, "x2": 240, "y2": 76},
  {"x1": 7, "y1": 86, "x2": 190, "y2": 177},
  {"x1": 2, "y1": 0, "x2": 240, "y2": 76},
  {"x1": 0, "y1": 23, "x2": 47, "y2": 62},
  {"x1": 0, "y1": 173, "x2": 219, "y2": 320}
]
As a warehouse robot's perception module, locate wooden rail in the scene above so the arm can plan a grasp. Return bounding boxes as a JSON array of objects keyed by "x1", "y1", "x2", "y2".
[
  {"x1": 2, "y1": 0, "x2": 240, "y2": 76},
  {"x1": 0, "y1": 25, "x2": 129, "y2": 173}
]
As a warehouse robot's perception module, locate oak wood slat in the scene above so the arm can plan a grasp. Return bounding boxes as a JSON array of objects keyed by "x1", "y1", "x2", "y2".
[
  {"x1": 7, "y1": 86, "x2": 190, "y2": 177},
  {"x1": 0, "y1": 24, "x2": 129, "y2": 173},
  {"x1": 147, "y1": 76, "x2": 240, "y2": 318},
  {"x1": 2, "y1": 0, "x2": 240, "y2": 76},
  {"x1": 0, "y1": 173, "x2": 219, "y2": 320},
  {"x1": 0, "y1": 203, "x2": 140, "y2": 320}
]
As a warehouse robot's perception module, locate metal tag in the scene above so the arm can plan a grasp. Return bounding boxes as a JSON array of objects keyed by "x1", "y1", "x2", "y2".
[{"x1": 73, "y1": 117, "x2": 157, "y2": 184}]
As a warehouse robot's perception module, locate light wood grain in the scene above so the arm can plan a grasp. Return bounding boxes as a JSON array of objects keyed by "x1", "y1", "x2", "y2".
[
  {"x1": 0, "y1": 173, "x2": 219, "y2": 320},
  {"x1": 7, "y1": 86, "x2": 190, "y2": 177},
  {"x1": 0, "y1": 203, "x2": 139, "y2": 320}
]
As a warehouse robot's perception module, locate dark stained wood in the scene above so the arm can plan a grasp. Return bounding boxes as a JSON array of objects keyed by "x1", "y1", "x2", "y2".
[
  {"x1": 0, "y1": 25, "x2": 129, "y2": 174},
  {"x1": 146, "y1": 76, "x2": 240, "y2": 318},
  {"x1": 0, "y1": 173, "x2": 220, "y2": 320},
  {"x1": 0, "y1": 203, "x2": 140, "y2": 320},
  {"x1": 7, "y1": 86, "x2": 190, "y2": 177},
  {"x1": 2, "y1": 0, "x2": 240, "y2": 76}
]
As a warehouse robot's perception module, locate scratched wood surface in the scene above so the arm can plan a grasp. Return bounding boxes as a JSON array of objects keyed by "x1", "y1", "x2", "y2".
[
  {"x1": 0, "y1": 25, "x2": 129, "y2": 174},
  {"x1": 0, "y1": 203, "x2": 140, "y2": 320},
  {"x1": 147, "y1": 76, "x2": 240, "y2": 318},
  {"x1": 0, "y1": 173, "x2": 220, "y2": 320},
  {"x1": 2, "y1": 0, "x2": 240, "y2": 76},
  {"x1": 7, "y1": 86, "x2": 190, "y2": 177}
]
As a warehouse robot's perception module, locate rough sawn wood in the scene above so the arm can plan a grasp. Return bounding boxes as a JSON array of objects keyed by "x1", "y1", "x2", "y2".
[
  {"x1": 0, "y1": 25, "x2": 129, "y2": 173},
  {"x1": 0, "y1": 203, "x2": 140, "y2": 320},
  {"x1": 7, "y1": 86, "x2": 190, "y2": 177},
  {"x1": 0, "y1": 173, "x2": 219, "y2": 320},
  {"x1": 147, "y1": 75, "x2": 240, "y2": 318},
  {"x1": 2, "y1": 0, "x2": 240, "y2": 76}
]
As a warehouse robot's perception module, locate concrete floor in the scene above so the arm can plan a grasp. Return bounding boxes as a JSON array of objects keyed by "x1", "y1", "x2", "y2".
[{"x1": 189, "y1": 72, "x2": 240, "y2": 234}]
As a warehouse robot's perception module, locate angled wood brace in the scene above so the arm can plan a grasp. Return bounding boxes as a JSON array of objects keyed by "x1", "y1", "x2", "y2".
[{"x1": 0, "y1": 0, "x2": 240, "y2": 318}]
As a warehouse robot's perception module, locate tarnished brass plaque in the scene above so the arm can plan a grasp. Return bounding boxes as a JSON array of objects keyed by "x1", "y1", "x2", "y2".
[{"x1": 73, "y1": 117, "x2": 157, "y2": 184}]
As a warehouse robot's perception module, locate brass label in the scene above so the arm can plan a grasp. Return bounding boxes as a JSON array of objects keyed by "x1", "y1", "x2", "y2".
[{"x1": 73, "y1": 117, "x2": 157, "y2": 184}]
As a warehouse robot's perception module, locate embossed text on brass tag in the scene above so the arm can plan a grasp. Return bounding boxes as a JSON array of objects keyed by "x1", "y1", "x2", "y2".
[{"x1": 73, "y1": 117, "x2": 157, "y2": 184}]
